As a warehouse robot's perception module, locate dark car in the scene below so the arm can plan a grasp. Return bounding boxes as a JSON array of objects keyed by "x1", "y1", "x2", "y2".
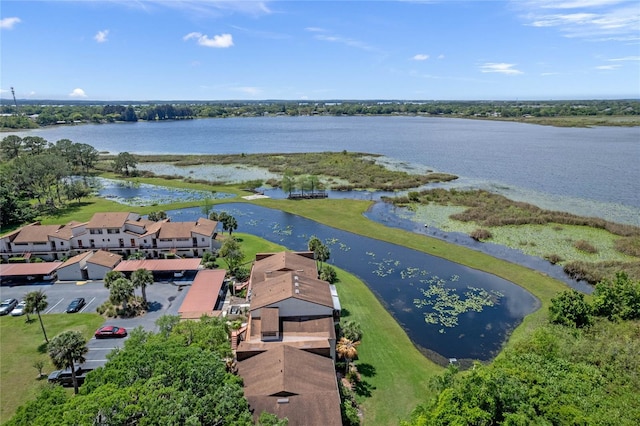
[
  {"x1": 48, "y1": 365, "x2": 93, "y2": 387},
  {"x1": 0, "y1": 298, "x2": 19, "y2": 316},
  {"x1": 94, "y1": 325, "x2": 127, "y2": 339},
  {"x1": 65, "y1": 297, "x2": 85, "y2": 313}
]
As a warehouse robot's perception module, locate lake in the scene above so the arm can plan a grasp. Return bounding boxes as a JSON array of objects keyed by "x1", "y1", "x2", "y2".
[{"x1": 10, "y1": 116, "x2": 640, "y2": 225}]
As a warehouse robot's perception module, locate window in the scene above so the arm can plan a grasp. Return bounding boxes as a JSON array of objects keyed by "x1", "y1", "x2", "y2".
[
  {"x1": 90, "y1": 229, "x2": 102, "y2": 235},
  {"x1": 107, "y1": 229, "x2": 119, "y2": 234}
]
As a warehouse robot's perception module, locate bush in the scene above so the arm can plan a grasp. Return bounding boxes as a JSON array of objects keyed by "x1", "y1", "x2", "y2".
[
  {"x1": 573, "y1": 239, "x2": 598, "y2": 254},
  {"x1": 592, "y1": 272, "x2": 640, "y2": 321},
  {"x1": 549, "y1": 290, "x2": 592, "y2": 328},
  {"x1": 470, "y1": 228, "x2": 492, "y2": 241},
  {"x1": 320, "y1": 265, "x2": 338, "y2": 283},
  {"x1": 544, "y1": 254, "x2": 564, "y2": 265}
]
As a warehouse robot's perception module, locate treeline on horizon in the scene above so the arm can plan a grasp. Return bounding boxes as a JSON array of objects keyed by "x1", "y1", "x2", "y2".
[{"x1": 1, "y1": 99, "x2": 638, "y2": 129}]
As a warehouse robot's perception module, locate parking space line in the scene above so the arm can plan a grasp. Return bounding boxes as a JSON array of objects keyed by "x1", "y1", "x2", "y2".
[
  {"x1": 45, "y1": 298, "x2": 64, "y2": 313},
  {"x1": 80, "y1": 297, "x2": 96, "y2": 313}
]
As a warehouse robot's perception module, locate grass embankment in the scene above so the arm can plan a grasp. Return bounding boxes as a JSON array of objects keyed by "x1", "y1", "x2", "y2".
[
  {"x1": 472, "y1": 115, "x2": 640, "y2": 128},
  {"x1": 0, "y1": 314, "x2": 104, "y2": 424}
]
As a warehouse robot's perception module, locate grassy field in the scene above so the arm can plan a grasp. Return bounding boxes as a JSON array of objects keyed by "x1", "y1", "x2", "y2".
[{"x1": 0, "y1": 313, "x2": 104, "y2": 424}]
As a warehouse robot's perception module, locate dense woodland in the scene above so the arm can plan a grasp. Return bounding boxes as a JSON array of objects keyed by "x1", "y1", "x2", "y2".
[{"x1": 1, "y1": 99, "x2": 638, "y2": 129}]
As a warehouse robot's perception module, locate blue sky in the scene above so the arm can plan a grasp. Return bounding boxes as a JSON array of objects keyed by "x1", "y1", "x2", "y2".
[{"x1": 1, "y1": 0, "x2": 639, "y2": 101}]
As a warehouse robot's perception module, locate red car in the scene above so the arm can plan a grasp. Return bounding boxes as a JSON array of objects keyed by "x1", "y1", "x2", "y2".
[{"x1": 94, "y1": 325, "x2": 127, "y2": 339}]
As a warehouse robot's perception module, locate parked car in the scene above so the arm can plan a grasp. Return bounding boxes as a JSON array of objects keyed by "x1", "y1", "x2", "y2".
[
  {"x1": 0, "y1": 298, "x2": 18, "y2": 316},
  {"x1": 48, "y1": 365, "x2": 93, "y2": 387},
  {"x1": 65, "y1": 297, "x2": 85, "y2": 313},
  {"x1": 94, "y1": 325, "x2": 127, "y2": 339},
  {"x1": 10, "y1": 300, "x2": 27, "y2": 316}
]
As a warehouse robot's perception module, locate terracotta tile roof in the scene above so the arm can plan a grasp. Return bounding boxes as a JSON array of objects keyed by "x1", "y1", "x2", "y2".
[
  {"x1": 192, "y1": 218, "x2": 218, "y2": 236},
  {"x1": 0, "y1": 262, "x2": 63, "y2": 277},
  {"x1": 247, "y1": 316, "x2": 336, "y2": 341},
  {"x1": 87, "y1": 250, "x2": 123, "y2": 268},
  {"x1": 250, "y1": 272, "x2": 334, "y2": 311},
  {"x1": 139, "y1": 220, "x2": 165, "y2": 237},
  {"x1": 157, "y1": 222, "x2": 195, "y2": 239},
  {"x1": 114, "y1": 258, "x2": 202, "y2": 272},
  {"x1": 59, "y1": 251, "x2": 92, "y2": 267},
  {"x1": 86, "y1": 212, "x2": 132, "y2": 229},
  {"x1": 237, "y1": 345, "x2": 342, "y2": 426},
  {"x1": 250, "y1": 252, "x2": 317, "y2": 286},
  {"x1": 12, "y1": 224, "x2": 67, "y2": 244},
  {"x1": 178, "y1": 269, "x2": 226, "y2": 319}
]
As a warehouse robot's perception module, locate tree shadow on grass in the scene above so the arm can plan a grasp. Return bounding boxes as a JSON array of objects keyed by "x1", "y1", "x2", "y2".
[
  {"x1": 340, "y1": 308, "x2": 351, "y2": 318},
  {"x1": 37, "y1": 342, "x2": 49, "y2": 354},
  {"x1": 353, "y1": 379, "x2": 375, "y2": 398},
  {"x1": 355, "y1": 362, "x2": 376, "y2": 378}
]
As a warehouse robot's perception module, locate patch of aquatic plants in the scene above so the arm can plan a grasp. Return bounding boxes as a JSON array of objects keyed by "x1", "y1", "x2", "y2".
[
  {"x1": 413, "y1": 276, "x2": 504, "y2": 333},
  {"x1": 126, "y1": 152, "x2": 458, "y2": 191},
  {"x1": 386, "y1": 189, "x2": 640, "y2": 237}
]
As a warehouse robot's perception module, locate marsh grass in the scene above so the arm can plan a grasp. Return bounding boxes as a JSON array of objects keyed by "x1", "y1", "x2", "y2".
[{"x1": 99, "y1": 152, "x2": 458, "y2": 191}]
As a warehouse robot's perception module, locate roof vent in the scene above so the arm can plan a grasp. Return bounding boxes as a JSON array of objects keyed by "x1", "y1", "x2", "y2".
[
  {"x1": 294, "y1": 275, "x2": 299, "y2": 280},
  {"x1": 295, "y1": 289, "x2": 300, "y2": 294},
  {"x1": 294, "y1": 282, "x2": 299, "y2": 287},
  {"x1": 277, "y1": 398, "x2": 289, "y2": 404}
]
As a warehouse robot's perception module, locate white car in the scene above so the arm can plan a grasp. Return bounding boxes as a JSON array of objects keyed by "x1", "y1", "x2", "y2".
[{"x1": 10, "y1": 301, "x2": 27, "y2": 316}]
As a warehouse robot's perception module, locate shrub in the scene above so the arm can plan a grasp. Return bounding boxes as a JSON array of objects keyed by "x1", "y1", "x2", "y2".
[
  {"x1": 549, "y1": 290, "x2": 592, "y2": 328},
  {"x1": 470, "y1": 228, "x2": 492, "y2": 241},
  {"x1": 320, "y1": 265, "x2": 338, "y2": 283},
  {"x1": 614, "y1": 236, "x2": 640, "y2": 257},
  {"x1": 574, "y1": 240, "x2": 598, "y2": 254},
  {"x1": 544, "y1": 254, "x2": 564, "y2": 265}
]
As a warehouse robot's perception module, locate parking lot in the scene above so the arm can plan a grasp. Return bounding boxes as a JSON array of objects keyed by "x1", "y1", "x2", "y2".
[{"x1": 1, "y1": 279, "x2": 191, "y2": 369}]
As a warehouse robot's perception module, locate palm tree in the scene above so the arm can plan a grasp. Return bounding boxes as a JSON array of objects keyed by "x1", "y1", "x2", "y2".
[
  {"x1": 131, "y1": 268, "x2": 154, "y2": 307},
  {"x1": 24, "y1": 290, "x2": 49, "y2": 343},
  {"x1": 110, "y1": 277, "x2": 134, "y2": 314},
  {"x1": 308, "y1": 236, "x2": 330, "y2": 272},
  {"x1": 48, "y1": 331, "x2": 88, "y2": 394},
  {"x1": 104, "y1": 270, "x2": 124, "y2": 289},
  {"x1": 336, "y1": 337, "x2": 360, "y2": 374}
]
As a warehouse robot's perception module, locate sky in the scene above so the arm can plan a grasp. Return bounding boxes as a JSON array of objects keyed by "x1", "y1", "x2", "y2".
[{"x1": 1, "y1": 0, "x2": 639, "y2": 101}]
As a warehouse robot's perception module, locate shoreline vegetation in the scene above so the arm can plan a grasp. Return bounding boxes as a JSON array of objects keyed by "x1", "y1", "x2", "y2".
[{"x1": 1, "y1": 99, "x2": 639, "y2": 130}]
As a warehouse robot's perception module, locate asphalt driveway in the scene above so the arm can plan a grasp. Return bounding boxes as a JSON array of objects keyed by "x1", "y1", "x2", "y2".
[{"x1": 1, "y1": 279, "x2": 191, "y2": 369}]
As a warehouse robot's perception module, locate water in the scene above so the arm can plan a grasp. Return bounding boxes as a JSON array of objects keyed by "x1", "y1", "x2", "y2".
[
  {"x1": 10, "y1": 116, "x2": 640, "y2": 225},
  {"x1": 169, "y1": 203, "x2": 540, "y2": 362}
]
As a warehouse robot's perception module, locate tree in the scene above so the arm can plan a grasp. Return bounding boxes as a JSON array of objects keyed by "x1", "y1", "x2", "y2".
[
  {"x1": 22, "y1": 136, "x2": 49, "y2": 156},
  {"x1": 25, "y1": 290, "x2": 49, "y2": 343},
  {"x1": 112, "y1": 152, "x2": 137, "y2": 176},
  {"x1": 336, "y1": 337, "x2": 360, "y2": 374},
  {"x1": 281, "y1": 170, "x2": 296, "y2": 197},
  {"x1": 47, "y1": 331, "x2": 88, "y2": 394},
  {"x1": 1, "y1": 134, "x2": 23, "y2": 160},
  {"x1": 131, "y1": 268, "x2": 154, "y2": 307},
  {"x1": 104, "y1": 270, "x2": 124, "y2": 289},
  {"x1": 549, "y1": 289, "x2": 592, "y2": 328},
  {"x1": 319, "y1": 265, "x2": 337, "y2": 284},
  {"x1": 219, "y1": 238, "x2": 244, "y2": 274},
  {"x1": 75, "y1": 143, "x2": 99, "y2": 175},
  {"x1": 147, "y1": 210, "x2": 167, "y2": 221},
  {"x1": 308, "y1": 235, "x2": 330, "y2": 272},
  {"x1": 340, "y1": 320, "x2": 363, "y2": 342},
  {"x1": 109, "y1": 277, "x2": 135, "y2": 313},
  {"x1": 155, "y1": 314, "x2": 181, "y2": 338},
  {"x1": 64, "y1": 180, "x2": 91, "y2": 204},
  {"x1": 592, "y1": 272, "x2": 640, "y2": 321},
  {"x1": 219, "y1": 212, "x2": 238, "y2": 235}
]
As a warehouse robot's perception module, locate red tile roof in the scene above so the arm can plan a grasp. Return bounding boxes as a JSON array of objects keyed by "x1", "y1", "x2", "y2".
[
  {"x1": 250, "y1": 271, "x2": 334, "y2": 311},
  {"x1": 86, "y1": 212, "x2": 133, "y2": 229},
  {"x1": 178, "y1": 269, "x2": 226, "y2": 319},
  {"x1": 87, "y1": 250, "x2": 123, "y2": 268},
  {"x1": 0, "y1": 262, "x2": 63, "y2": 277},
  {"x1": 114, "y1": 258, "x2": 202, "y2": 272}
]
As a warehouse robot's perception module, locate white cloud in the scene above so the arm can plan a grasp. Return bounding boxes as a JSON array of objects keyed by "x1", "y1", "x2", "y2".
[
  {"x1": 184, "y1": 32, "x2": 233, "y2": 48},
  {"x1": 0, "y1": 17, "x2": 21, "y2": 30},
  {"x1": 95, "y1": 30, "x2": 109, "y2": 43},
  {"x1": 108, "y1": 0, "x2": 272, "y2": 17},
  {"x1": 608, "y1": 56, "x2": 640, "y2": 61},
  {"x1": 517, "y1": 0, "x2": 640, "y2": 40},
  {"x1": 479, "y1": 63, "x2": 524, "y2": 75},
  {"x1": 314, "y1": 33, "x2": 375, "y2": 52},
  {"x1": 412, "y1": 54, "x2": 429, "y2": 61},
  {"x1": 69, "y1": 88, "x2": 88, "y2": 98},
  {"x1": 438, "y1": 54, "x2": 445, "y2": 59},
  {"x1": 596, "y1": 64, "x2": 621, "y2": 70}
]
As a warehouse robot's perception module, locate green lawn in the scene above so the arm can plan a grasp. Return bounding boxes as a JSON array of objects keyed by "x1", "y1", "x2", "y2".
[{"x1": 0, "y1": 313, "x2": 104, "y2": 424}]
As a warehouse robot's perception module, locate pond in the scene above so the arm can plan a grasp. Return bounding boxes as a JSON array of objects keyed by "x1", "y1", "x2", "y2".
[
  {"x1": 87, "y1": 177, "x2": 234, "y2": 206},
  {"x1": 168, "y1": 203, "x2": 540, "y2": 362}
]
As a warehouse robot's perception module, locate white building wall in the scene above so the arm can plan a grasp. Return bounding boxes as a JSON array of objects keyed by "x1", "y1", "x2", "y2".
[
  {"x1": 56, "y1": 263, "x2": 84, "y2": 281},
  {"x1": 86, "y1": 263, "x2": 112, "y2": 280}
]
